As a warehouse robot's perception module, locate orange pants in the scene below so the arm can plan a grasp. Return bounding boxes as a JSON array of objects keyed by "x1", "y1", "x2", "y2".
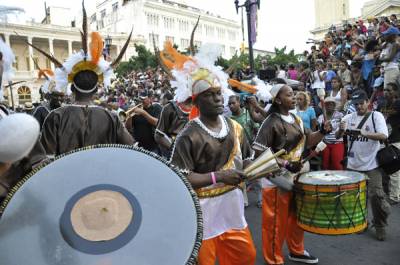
[
  {"x1": 262, "y1": 187, "x2": 304, "y2": 265},
  {"x1": 198, "y1": 227, "x2": 256, "y2": 265}
]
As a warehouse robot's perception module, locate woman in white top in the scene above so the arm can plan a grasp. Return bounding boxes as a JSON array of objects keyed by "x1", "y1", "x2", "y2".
[{"x1": 329, "y1": 76, "x2": 347, "y2": 111}]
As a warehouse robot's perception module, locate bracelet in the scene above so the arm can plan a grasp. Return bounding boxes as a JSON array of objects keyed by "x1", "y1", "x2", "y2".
[
  {"x1": 211, "y1": 172, "x2": 217, "y2": 185},
  {"x1": 282, "y1": 160, "x2": 289, "y2": 169}
]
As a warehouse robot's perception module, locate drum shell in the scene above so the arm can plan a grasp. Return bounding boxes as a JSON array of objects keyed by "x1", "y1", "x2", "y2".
[{"x1": 295, "y1": 171, "x2": 367, "y2": 235}]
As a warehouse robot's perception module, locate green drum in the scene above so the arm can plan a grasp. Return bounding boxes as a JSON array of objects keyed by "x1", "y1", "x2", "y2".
[{"x1": 295, "y1": 171, "x2": 367, "y2": 235}]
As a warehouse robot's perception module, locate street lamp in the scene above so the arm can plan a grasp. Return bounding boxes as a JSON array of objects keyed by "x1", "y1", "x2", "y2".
[
  {"x1": 104, "y1": 35, "x2": 112, "y2": 59},
  {"x1": 234, "y1": 0, "x2": 260, "y2": 76}
]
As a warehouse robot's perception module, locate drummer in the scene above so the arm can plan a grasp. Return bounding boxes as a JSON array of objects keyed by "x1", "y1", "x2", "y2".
[
  {"x1": 170, "y1": 67, "x2": 256, "y2": 264},
  {"x1": 36, "y1": 6, "x2": 134, "y2": 156},
  {"x1": 253, "y1": 83, "x2": 332, "y2": 265}
]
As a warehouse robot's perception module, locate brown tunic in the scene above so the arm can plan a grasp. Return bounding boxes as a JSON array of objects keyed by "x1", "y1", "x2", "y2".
[
  {"x1": 253, "y1": 113, "x2": 308, "y2": 155},
  {"x1": 155, "y1": 102, "x2": 189, "y2": 141},
  {"x1": 170, "y1": 116, "x2": 251, "y2": 174},
  {"x1": 41, "y1": 105, "x2": 134, "y2": 156}
]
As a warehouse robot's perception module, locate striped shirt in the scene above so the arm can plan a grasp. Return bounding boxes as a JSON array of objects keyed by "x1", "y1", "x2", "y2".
[{"x1": 318, "y1": 111, "x2": 344, "y2": 144}]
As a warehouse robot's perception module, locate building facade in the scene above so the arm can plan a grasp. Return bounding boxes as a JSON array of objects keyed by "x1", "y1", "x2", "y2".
[
  {"x1": 0, "y1": 8, "x2": 142, "y2": 107},
  {"x1": 90, "y1": 0, "x2": 241, "y2": 58},
  {"x1": 314, "y1": 0, "x2": 349, "y2": 29},
  {"x1": 362, "y1": 0, "x2": 400, "y2": 18}
]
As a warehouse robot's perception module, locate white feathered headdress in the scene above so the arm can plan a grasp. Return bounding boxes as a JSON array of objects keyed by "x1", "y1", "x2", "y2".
[
  {"x1": 0, "y1": 38, "x2": 15, "y2": 83},
  {"x1": 23, "y1": 1, "x2": 132, "y2": 94},
  {"x1": 159, "y1": 41, "x2": 232, "y2": 119}
]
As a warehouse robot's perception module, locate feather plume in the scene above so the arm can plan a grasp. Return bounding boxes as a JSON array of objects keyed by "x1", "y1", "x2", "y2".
[
  {"x1": 110, "y1": 28, "x2": 132, "y2": 69},
  {"x1": 228, "y1": 79, "x2": 257, "y2": 94},
  {"x1": 38, "y1": 69, "x2": 54, "y2": 79},
  {"x1": 25, "y1": 41, "x2": 63, "y2": 68},
  {"x1": 189, "y1": 16, "x2": 200, "y2": 56},
  {"x1": 81, "y1": 0, "x2": 88, "y2": 58},
  {"x1": 90, "y1": 32, "x2": 104, "y2": 65},
  {"x1": 160, "y1": 41, "x2": 192, "y2": 70}
]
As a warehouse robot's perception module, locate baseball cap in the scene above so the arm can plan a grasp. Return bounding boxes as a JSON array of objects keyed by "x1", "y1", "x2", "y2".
[
  {"x1": 351, "y1": 90, "x2": 368, "y2": 104},
  {"x1": 324, "y1": 97, "x2": 336, "y2": 104}
]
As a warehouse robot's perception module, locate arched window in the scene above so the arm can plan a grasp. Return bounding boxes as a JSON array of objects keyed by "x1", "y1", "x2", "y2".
[{"x1": 17, "y1": 86, "x2": 32, "y2": 104}]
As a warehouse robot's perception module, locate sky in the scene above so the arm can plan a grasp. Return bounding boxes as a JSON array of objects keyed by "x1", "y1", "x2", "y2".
[{"x1": 1, "y1": 0, "x2": 371, "y2": 53}]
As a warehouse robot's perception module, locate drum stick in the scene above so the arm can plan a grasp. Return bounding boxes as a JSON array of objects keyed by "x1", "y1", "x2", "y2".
[
  {"x1": 245, "y1": 149, "x2": 286, "y2": 177},
  {"x1": 246, "y1": 167, "x2": 280, "y2": 182},
  {"x1": 301, "y1": 142, "x2": 327, "y2": 164}
]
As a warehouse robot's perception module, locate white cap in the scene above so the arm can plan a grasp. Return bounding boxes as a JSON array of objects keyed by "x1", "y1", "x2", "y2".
[
  {"x1": 270, "y1": 84, "x2": 286, "y2": 101},
  {"x1": 0, "y1": 113, "x2": 40, "y2": 163}
]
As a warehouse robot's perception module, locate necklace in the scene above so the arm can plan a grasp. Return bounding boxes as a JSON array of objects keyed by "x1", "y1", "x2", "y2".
[{"x1": 194, "y1": 115, "x2": 229, "y2": 139}]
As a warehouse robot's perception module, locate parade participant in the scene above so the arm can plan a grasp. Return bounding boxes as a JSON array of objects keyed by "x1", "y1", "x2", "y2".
[
  {"x1": 336, "y1": 90, "x2": 390, "y2": 241},
  {"x1": 154, "y1": 96, "x2": 191, "y2": 157},
  {"x1": 125, "y1": 90, "x2": 162, "y2": 154},
  {"x1": 27, "y1": 3, "x2": 134, "y2": 156},
  {"x1": 168, "y1": 42, "x2": 256, "y2": 265},
  {"x1": 0, "y1": 113, "x2": 46, "y2": 205},
  {"x1": 32, "y1": 73, "x2": 64, "y2": 130},
  {"x1": 253, "y1": 84, "x2": 331, "y2": 265}
]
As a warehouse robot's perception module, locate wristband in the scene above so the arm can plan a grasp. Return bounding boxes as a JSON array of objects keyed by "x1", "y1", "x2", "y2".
[
  {"x1": 211, "y1": 172, "x2": 217, "y2": 185},
  {"x1": 282, "y1": 160, "x2": 289, "y2": 169}
]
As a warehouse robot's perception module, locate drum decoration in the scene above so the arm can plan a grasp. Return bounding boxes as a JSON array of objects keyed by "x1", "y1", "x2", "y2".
[
  {"x1": 295, "y1": 171, "x2": 367, "y2": 235},
  {"x1": 0, "y1": 144, "x2": 203, "y2": 265}
]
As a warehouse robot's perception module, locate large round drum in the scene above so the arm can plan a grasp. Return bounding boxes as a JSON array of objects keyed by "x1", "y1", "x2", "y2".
[
  {"x1": 295, "y1": 170, "x2": 367, "y2": 235},
  {"x1": 0, "y1": 145, "x2": 202, "y2": 265}
]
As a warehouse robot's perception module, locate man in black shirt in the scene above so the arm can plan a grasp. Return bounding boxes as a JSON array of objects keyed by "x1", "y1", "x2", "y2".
[{"x1": 127, "y1": 90, "x2": 162, "y2": 154}]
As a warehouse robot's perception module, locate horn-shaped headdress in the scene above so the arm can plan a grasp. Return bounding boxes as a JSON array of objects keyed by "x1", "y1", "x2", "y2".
[{"x1": 20, "y1": 1, "x2": 132, "y2": 94}]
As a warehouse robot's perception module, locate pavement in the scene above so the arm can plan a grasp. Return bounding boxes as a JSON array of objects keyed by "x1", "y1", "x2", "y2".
[{"x1": 245, "y1": 190, "x2": 400, "y2": 265}]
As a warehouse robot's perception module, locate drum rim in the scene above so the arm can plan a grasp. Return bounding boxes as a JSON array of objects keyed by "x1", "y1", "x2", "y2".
[
  {"x1": 0, "y1": 144, "x2": 203, "y2": 265},
  {"x1": 298, "y1": 170, "x2": 367, "y2": 185}
]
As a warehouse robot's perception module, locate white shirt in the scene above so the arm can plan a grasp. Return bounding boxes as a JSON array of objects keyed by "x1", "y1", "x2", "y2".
[
  {"x1": 312, "y1": 70, "x2": 325, "y2": 89},
  {"x1": 343, "y1": 111, "x2": 388, "y2": 171}
]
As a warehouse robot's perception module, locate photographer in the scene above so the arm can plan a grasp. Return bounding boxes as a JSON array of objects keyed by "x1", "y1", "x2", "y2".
[{"x1": 336, "y1": 90, "x2": 390, "y2": 241}]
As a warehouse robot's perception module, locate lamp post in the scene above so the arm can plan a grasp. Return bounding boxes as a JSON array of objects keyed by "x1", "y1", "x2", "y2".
[
  {"x1": 104, "y1": 35, "x2": 112, "y2": 59},
  {"x1": 234, "y1": 0, "x2": 260, "y2": 76}
]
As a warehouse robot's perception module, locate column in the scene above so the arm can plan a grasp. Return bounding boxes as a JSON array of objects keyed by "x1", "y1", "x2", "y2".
[
  {"x1": 68, "y1": 40, "x2": 72, "y2": 56},
  {"x1": 4, "y1": 33, "x2": 10, "y2": 46},
  {"x1": 48, "y1": 38, "x2": 54, "y2": 70},
  {"x1": 27, "y1": 36, "x2": 34, "y2": 72}
]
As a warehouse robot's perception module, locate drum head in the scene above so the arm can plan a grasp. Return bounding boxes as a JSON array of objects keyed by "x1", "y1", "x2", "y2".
[
  {"x1": 298, "y1": 170, "x2": 366, "y2": 185},
  {"x1": 0, "y1": 145, "x2": 202, "y2": 265}
]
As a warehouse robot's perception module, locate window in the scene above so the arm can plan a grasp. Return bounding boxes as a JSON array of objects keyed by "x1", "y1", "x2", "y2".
[
  {"x1": 112, "y1": 2, "x2": 118, "y2": 12},
  {"x1": 12, "y1": 56, "x2": 18, "y2": 70},
  {"x1": 221, "y1": 45, "x2": 225, "y2": 55},
  {"x1": 194, "y1": 40, "x2": 202, "y2": 47},
  {"x1": 230, "y1": 46, "x2": 236, "y2": 56},
  {"x1": 90, "y1": 14, "x2": 96, "y2": 24},
  {"x1": 46, "y1": 58, "x2": 51, "y2": 69},
  {"x1": 205, "y1": 25, "x2": 215, "y2": 37},
  {"x1": 165, "y1": 36, "x2": 174, "y2": 43},
  {"x1": 146, "y1": 13, "x2": 159, "y2": 27},
  {"x1": 228, "y1": 30, "x2": 236, "y2": 41},
  {"x1": 17, "y1": 86, "x2": 32, "y2": 104},
  {"x1": 178, "y1": 19, "x2": 189, "y2": 32},
  {"x1": 32, "y1": 57, "x2": 39, "y2": 70},
  {"x1": 180, "y1": 38, "x2": 189, "y2": 49},
  {"x1": 100, "y1": 9, "x2": 106, "y2": 18},
  {"x1": 149, "y1": 33, "x2": 159, "y2": 47},
  {"x1": 217, "y1": 28, "x2": 225, "y2": 39},
  {"x1": 163, "y1": 17, "x2": 175, "y2": 30}
]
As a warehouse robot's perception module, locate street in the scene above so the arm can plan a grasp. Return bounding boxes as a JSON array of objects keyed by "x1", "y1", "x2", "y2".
[{"x1": 245, "y1": 191, "x2": 400, "y2": 265}]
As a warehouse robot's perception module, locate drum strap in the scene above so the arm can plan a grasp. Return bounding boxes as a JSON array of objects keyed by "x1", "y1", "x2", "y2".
[{"x1": 347, "y1": 112, "x2": 371, "y2": 155}]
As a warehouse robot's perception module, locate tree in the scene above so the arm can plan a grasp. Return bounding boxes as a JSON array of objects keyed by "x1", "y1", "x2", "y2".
[
  {"x1": 115, "y1": 44, "x2": 158, "y2": 76},
  {"x1": 264, "y1": 46, "x2": 300, "y2": 67}
]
